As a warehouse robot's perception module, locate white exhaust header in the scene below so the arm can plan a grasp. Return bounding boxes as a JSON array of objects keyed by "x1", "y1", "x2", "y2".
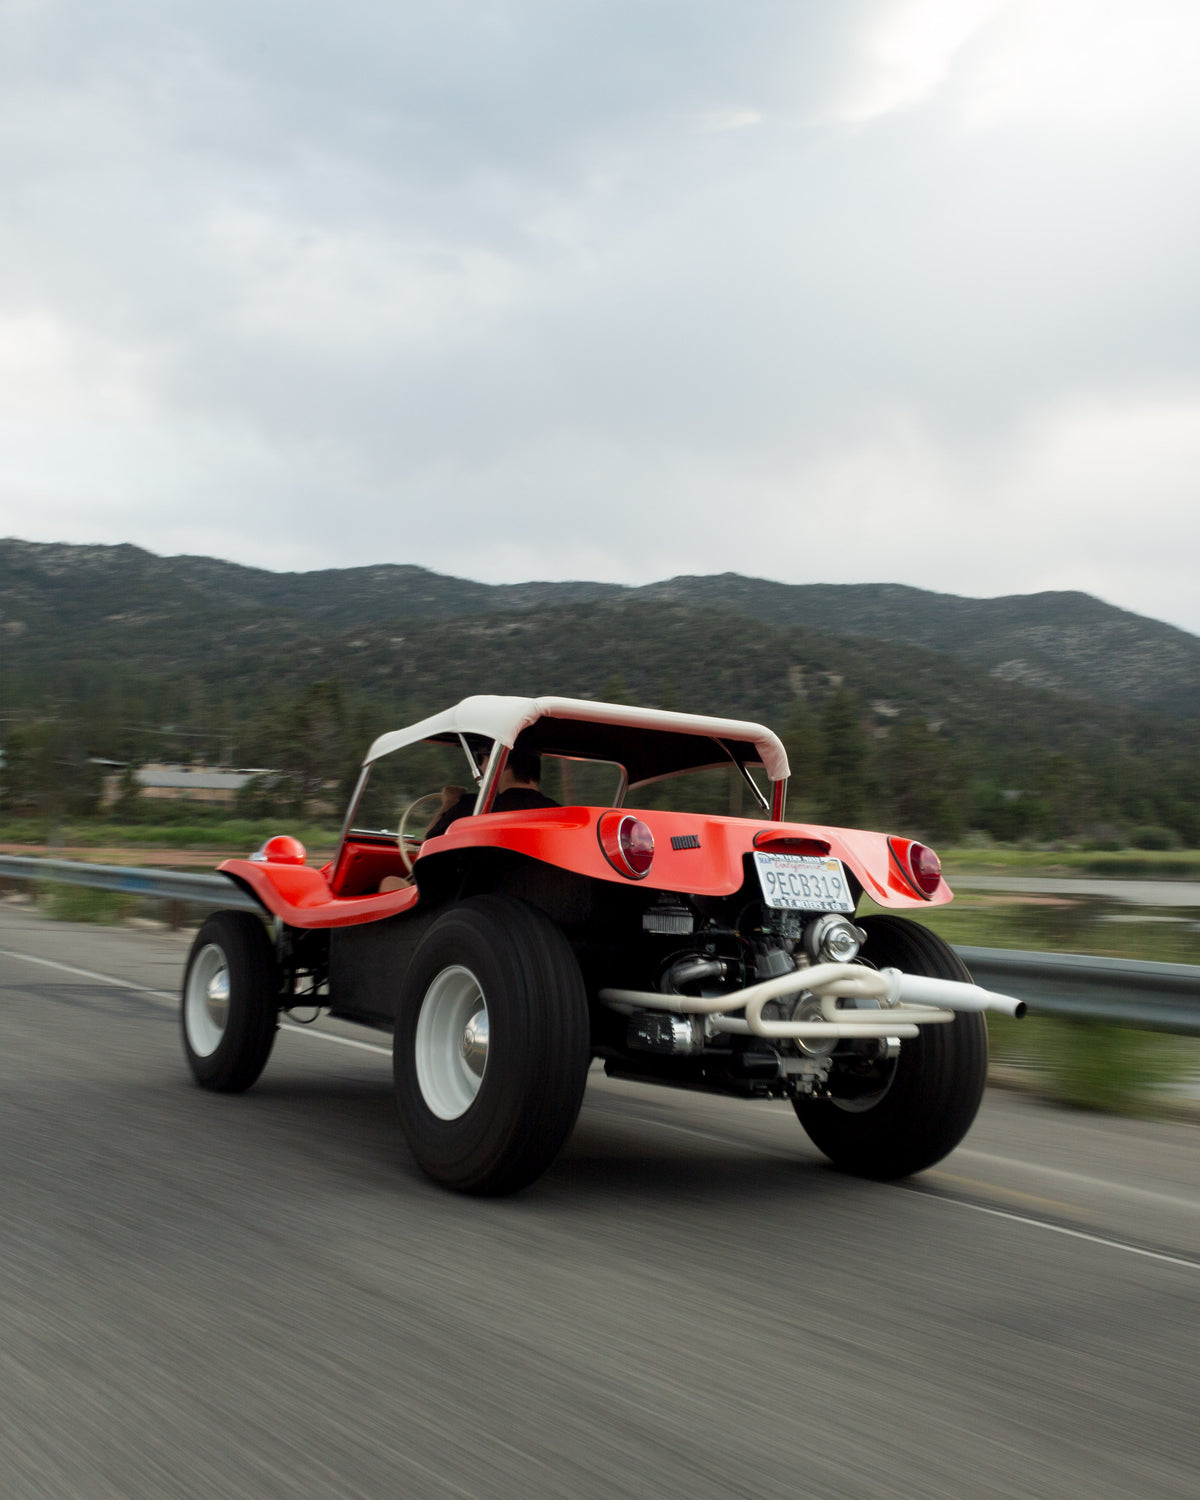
[{"x1": 598, "y1": 961, "x2": 1026, "y2": 1042}]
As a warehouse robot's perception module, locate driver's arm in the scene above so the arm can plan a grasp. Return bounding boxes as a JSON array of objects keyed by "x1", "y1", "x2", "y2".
[{"x1": 425, "y1": 787, "x2": 476, "y2": 841}]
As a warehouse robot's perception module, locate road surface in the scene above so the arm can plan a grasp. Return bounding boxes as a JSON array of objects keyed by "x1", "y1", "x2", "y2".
[
  {"x1": 1, "y1": 904, "x2": 1197, "y2": 1498},
  {"x1": 950, "y1": 874, "x2": 1200, "y2": 907}
]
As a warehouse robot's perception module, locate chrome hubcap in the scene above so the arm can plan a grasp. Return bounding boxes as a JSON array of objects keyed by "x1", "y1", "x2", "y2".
[
  {"x1": 460, "y1": 1009, "x2": 489, "y2": 1078},
  {"x1": 206, "y1": 969, "x2": 230, "y2": 1031},
  {"x1": 185, "y1": 944, "x2": 229, "y2": 1058},
  {"x1": 414, "y1": 966, "x2": 489, "y2": 1120}
]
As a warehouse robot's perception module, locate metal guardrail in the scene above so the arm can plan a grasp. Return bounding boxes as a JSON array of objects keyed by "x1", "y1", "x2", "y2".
[
  {"x1": 958, "y1": 946, "x2": 1200, "y2": 1037},
  {"x1": 2, "y1": 856, "x2": 1198, "y2": 1033},
  {"x1": 0, "y1": 854, "x2": 260, "y2": 912}
]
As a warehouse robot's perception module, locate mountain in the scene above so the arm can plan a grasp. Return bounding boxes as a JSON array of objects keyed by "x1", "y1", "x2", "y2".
[
  {"x1": 4, "y1": 539, "x2": 1197, "y2": 845},
  {"x1": 633, "y1": 577, "x2": 1200, "y2": 720},
  {"x1": 3, "y1": 539, "x2": 1197, "y2": 719}
]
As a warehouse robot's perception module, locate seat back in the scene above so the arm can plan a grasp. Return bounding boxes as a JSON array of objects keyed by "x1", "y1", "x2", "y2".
[{"x1": 330, "y1": 839, "x2": 411, "y2": 897}]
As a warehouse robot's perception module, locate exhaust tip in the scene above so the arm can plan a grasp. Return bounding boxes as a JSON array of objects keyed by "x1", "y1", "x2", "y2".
[{"x1": 1013, "y1": 1001, "x2": 1027, "y2": 1020}]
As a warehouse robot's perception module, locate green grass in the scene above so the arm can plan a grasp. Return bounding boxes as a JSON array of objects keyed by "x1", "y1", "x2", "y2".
[
  {"x1": 987, "y1": 1012, "x2": 1200, "y2": 1116},
  {"x1": 942, "y1": 845, "x2": 1200, "y2": 879},
  {"x1": 5, "y1": 816, "x2": 1198, "y2": 875},
  {"x1": 0, "y1": 817, "x2": 342, "y2": 855},
  {"x1": 864, "y1": 892, "x2": 1200, "y2": 1114},
  {"x1": 41, "y1": 882, "x2": 141, "y2": 924},
  {"x1": 860, "y1": 891, "x2": 1200, "y2": 965}
]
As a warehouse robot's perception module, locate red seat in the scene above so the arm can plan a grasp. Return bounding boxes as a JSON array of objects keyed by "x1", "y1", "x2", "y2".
[{"x1": 330, "y1": 840, "x2": 411, "y2": 897}]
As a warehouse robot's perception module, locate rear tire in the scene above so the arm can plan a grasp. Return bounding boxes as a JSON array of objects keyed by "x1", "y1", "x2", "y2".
[
  {"x1": 393, "y1": 895, "x2": 590, "y2": 1195},
  {"x1": 181, "y1": 911, "x2": 279, "y2": 1092},
  {"x1": 794, "y1": 915, "x2": 988, "y2": 1179}
]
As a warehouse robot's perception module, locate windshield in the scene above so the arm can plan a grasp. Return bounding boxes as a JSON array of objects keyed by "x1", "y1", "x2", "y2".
[
  {"x1": 349, "y1": 740, "x2": 769, "y2": 835},
  {"x1": 352, "y1": 739, "x2": 480, "y2": 834}
]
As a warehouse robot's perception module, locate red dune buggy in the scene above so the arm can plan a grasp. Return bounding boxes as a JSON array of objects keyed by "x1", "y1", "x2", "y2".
[{"x1": 181, "y1": 695, "x2": 1024, "y2": 1194}]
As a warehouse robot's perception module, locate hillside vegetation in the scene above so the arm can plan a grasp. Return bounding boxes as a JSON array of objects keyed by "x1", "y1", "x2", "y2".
[
  {"x1": 1, "y1": 539, "x2": 1197, "y2": 844},
  {"x1": 5, "y1": 539, "x2": 1200, "y2": 716}
]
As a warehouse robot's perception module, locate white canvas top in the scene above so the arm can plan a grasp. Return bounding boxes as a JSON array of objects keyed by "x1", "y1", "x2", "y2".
[{"x1": 363, "y1": 695, "x2": 790, "y2": 781}]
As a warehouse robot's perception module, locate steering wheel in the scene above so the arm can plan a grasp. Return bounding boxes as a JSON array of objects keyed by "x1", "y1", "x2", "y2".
[{"x1": 396, "y1": 792, "x2": 448, "y2": 876}]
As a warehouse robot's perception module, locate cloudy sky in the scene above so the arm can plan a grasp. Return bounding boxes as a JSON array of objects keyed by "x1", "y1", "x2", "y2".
[{"x1": 3, "y1": 0, "x2": 1199, "y2": 630}]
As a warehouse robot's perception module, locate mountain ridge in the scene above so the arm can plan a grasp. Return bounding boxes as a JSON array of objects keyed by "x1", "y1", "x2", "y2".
[{"x1": 3, "y1": 538, "x2": 1196, "y2": 719}]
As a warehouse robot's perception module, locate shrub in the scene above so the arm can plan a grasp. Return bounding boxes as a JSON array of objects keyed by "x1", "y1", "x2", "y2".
[
  {"x1": 1130, "y1": 825, "x2": 1181, "y2": 851},
  {"x1": 43, "y1": 883, "x2": 140, "y2": 924},
  {"x1": 1001, "y1": 1016, "x2": 1197, "y2": 1115}
]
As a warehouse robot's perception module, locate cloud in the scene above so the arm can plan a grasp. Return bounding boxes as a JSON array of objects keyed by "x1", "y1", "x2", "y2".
[
  {"x1": 0, "y1": 311, "x2": 150, "y2": 419},
  {"x1": 831, "y1": 0, "x2": 1004, "y2": 122},
  {"x1": 1, "y1": 1, "x2": 1198, "y2": 633},
  {"x1": 958, "y1": 0, "x2": 1200, "y2": 131},
  {"x1": 697, "y1": 108, "x2": 766, "y2": 133}
]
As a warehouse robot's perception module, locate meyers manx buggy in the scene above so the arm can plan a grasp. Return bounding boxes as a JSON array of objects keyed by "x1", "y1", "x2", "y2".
[{"x1": 182, "y1": 696, "x2": 1024, "y2": 1194}]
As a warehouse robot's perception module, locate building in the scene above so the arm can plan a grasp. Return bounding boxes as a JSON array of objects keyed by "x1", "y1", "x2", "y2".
[{"x1": 101, "y1": 764, "x2": 273, "y2": 808}]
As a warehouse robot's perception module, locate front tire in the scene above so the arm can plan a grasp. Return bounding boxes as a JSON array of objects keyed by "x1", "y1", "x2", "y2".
[
  {"x1": 393, "y1": 895, "x2": 590, "y2": 1195},
  {"x1": 181, "y1": 911, "x2": 279, "y2": 1092},
  {"x1": 794, "y1": 915, "x2": 988, "y2": 1179}
]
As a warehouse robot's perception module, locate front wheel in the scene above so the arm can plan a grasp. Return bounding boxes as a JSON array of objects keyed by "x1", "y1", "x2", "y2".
[
  {"x1": 181, "y1": 911, "x2": 280, "y2": 1092},
  {"x1": 393, "y1": 895, "x2": 590, "y2": 1195},
  {"x1": 794, "y1": 915, "x2": 988, "y2": 1179}
]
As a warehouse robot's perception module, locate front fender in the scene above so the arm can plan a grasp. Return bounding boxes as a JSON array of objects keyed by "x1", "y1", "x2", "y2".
[{"x1": 217, "y1": 858, "x2": 419, "y2": 928}]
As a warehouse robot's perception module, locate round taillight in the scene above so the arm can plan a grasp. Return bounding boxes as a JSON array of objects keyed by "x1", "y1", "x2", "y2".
[
  {"x1": 597, "y1": 811, "x2": 655, "y2": 879},
  {"x1": 908, "y1": 842, "x2": 942, "y2": 896}
]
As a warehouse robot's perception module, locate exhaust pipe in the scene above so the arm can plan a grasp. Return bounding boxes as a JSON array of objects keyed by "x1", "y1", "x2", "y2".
[{"x1": 880, "y1": 968, "x2": 1026, "y2": 1018}]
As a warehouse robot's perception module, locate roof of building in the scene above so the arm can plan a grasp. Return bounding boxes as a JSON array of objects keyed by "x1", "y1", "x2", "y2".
[{"x1": 136, "y1": 766, "x2": 255, "y2": 791}]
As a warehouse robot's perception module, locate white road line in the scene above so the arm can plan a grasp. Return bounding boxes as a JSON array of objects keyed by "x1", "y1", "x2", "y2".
[
  {"x1": 956, "y1": 1148, "x2": 1200, "y2": 1214},
  {"x1": 0, "y1": 946, "x2": 177, "y2": 1002},
  {"x1": 0, "y1": 946, "x2": 391, "y2": 1056},
  {"x1": 598, "y1": 1099, "x2": 1200, "y2": 1267},
  {"x1": 586, "y1": 1107, "x2": 783, "y2": 1155},
  {"x1": 3, "y1": 942, "x2": 1199, "y2": 1267},
  {"x1": 279, "y1": 1020, "x2": 391, "y2": 1056},
  {"x1": 918, "y1": 1194, "x2": 1200, "y2": 1272}
]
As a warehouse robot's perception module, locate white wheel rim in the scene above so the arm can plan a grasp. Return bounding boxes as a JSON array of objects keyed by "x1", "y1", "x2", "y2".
[
  {"x1": 414, "y1": 965, "x2": 489, "y2": 1120},
  {"x1": 185, "y1": 943, "x2": 230, "y2": 1057}
]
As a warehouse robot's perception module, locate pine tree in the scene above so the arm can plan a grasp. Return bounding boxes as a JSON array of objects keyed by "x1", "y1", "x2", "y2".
[{"x1": 820, "y1": 688, "x2": 870, "y2": 827}]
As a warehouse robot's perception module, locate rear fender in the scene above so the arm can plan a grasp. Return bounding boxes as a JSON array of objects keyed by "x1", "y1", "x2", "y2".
[{"x1": 418, "y1": 809, "x2": 951, "y2": 908}]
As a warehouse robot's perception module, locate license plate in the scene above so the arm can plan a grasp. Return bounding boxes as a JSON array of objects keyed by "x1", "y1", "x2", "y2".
[{"x1": 753, "y1": 852, "x2": 854, "y2": 913}]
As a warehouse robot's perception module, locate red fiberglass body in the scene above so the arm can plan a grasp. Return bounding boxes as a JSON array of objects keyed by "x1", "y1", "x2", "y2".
[
  {"x1": 219, "y1": 809, "x2": 951, "y2": 930},
  {"x1": 183, "y1": 696, "x2": 1023, "y2": 1195}
]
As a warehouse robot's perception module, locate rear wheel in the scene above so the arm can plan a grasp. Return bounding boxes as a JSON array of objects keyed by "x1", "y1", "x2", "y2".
[
  {"x1": 794, "y1": 915, "x2": 988, "y2": 1179},
  {"x1": 393, "y1": 895, "x2": 590, "y2": 1195},
  {"x1": 181, "y1": 911, "x2": 279, "y2": 1092}
]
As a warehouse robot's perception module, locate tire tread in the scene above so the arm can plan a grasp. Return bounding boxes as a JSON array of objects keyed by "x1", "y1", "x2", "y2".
[
  {"x1": 181, "y1": 911, "x2": 279, "y2": 1093},
  {"x1": 393, "y1": 895, "x2": 590, "y2": 1195},
  {"x1": 794, "y1": 915, "x2": 988, "y2": 1179}
]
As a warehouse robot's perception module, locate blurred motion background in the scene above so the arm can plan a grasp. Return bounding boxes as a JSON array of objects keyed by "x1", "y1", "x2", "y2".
[{"x1": 4, "y1": 2, "x2": 1198, "y2": 993}]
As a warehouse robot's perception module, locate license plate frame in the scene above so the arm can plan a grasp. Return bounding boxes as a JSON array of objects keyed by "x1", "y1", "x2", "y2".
[{"x1": 752, "y1": 852, "x2": 854, "y2": 913}]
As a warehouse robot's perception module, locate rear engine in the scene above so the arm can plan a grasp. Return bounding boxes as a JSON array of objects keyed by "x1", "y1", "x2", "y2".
[{"x1": 596, "y1": 883, "x2": 890, "y2": 1101}]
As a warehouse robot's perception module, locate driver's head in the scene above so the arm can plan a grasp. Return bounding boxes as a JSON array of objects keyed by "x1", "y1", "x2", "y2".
[{"x1": 506, "y1": 750, "x2": 542, "y2": 786}]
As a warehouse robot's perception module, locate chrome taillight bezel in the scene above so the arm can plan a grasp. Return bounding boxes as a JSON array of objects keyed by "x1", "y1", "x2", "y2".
[{"x1": 597, "y1": 811, "x2": 655, "y2": 879}]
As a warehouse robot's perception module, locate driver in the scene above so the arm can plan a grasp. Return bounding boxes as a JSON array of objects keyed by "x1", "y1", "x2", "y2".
[
  {"x1": 379, "y1": 750, "x2": 558, "y2": 891},
  {"x1": 424, "y1": 749, "x2": 557, "y2": 839}
]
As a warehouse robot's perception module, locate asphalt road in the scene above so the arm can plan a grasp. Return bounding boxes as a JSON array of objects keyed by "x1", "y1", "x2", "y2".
[
  {"x1": 950, "y1": 874, "x2": 1200, "y2": 907},
  {"x1": 2, "y1": 904, "x2": 1198, "y2": 1499}
]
